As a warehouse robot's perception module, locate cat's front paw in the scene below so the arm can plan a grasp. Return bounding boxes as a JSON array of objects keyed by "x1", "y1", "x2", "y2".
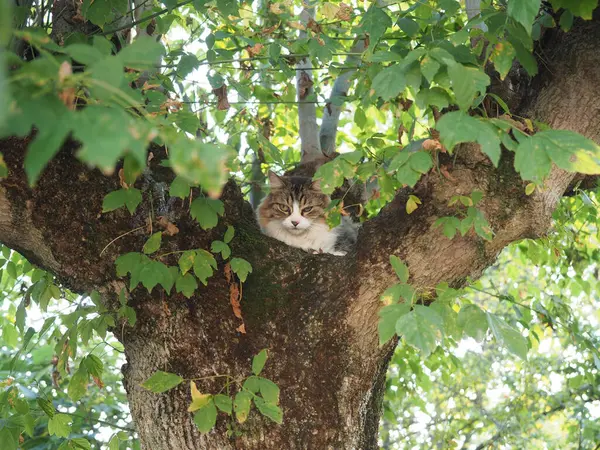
[{"x1": 330, "y1": 250, "x2": 347, "y2": 256}]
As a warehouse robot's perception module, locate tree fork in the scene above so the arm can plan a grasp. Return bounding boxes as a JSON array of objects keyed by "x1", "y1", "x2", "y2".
[{"x1": 1, "y1": 12, "x2": 600, "y2": 450}]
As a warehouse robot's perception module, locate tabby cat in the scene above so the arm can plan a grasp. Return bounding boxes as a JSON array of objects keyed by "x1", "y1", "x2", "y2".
[{"x1": 257, "y1": 171, "x2": 358, "y2": 255}]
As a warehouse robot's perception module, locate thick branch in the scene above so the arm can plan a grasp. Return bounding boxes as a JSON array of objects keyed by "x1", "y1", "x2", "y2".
[
  {"x1": 296, "y1": 5, "x2": 322, "y2": 163},
  {"x1": 319, "y1": 38, "x2": 366, "y2": 156}
]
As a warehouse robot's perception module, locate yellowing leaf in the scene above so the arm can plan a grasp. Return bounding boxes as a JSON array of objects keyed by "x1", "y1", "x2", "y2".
[
  {"x1": 321, "y1": 2, "x2": 340, "y2": 19},
  {"x1": 525, "y1": 183, "x2": 536, "y2": 195},
  {"x1": 188, "y1": 381, "x2": 212, "y2": 412},
  {"x1": 406, "y1": 195, "x2": 422, "y2": 214}
]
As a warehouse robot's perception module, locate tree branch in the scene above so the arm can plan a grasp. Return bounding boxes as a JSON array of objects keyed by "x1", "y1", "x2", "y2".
[
  {"x1": 319, "y1": 38, "x2": 366, "y2": 156},
  {"x1": 296, "y1": 4, "x2": 322, "y2": 163},
  {"x1": 465, "y1": 0, "x2": 488, "y2": 31}
]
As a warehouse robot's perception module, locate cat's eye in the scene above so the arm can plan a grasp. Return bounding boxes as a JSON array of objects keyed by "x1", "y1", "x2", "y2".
[
  {"x1": 276, "y1": 204, "x2": 291, "y2": 214},
  {"x1": 302, "y1": 207, "x2": 314, "y2": 214}
]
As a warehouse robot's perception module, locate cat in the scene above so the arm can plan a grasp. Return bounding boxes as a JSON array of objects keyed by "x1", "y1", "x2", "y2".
[{"x1": 257, "y1": 171, "x2": 359, "y2": 256}]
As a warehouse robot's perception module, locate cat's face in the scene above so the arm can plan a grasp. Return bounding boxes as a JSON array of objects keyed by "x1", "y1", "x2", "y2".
[{"x1": 257, "y1": 171, "x2": 330, "y2": 234}]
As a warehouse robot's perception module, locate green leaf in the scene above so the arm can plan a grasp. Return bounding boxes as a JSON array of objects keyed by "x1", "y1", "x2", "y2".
[
  {"x1": 143, "y1": 232, "x2": 162, "y2": 255},
  {"x1": 409, "y1": 152, "x2": 433, "y2": 174},
  {"x1": 170, "y1": 141, "x2": 234, "y2": 197},
  {"x1": 24, "y1": 122, "x2": 70, "y2": 186},
  {"x1": 487, "y1": 313, "x2": 529, "y2": 360},
  {"x1": 73, "y1": 106, "x2": 149, "y2": 172},
  {"x1": 214, "y1": 394, "x2": 233, "y2": 414},
  {"x1": 211, "y1": 240, "x2": 231, "y2": 259},
  {"x1": 507, "y1": 0, "x2": 542, "y2": 34},
  {"x1": 551, "y1": 0, "x2": 597, "y2": 20},
  {"x1": 243, "y1": 375, "x2": 261, "y2": 393},
  {"x1": 398, "y1": 17, "x2": 420, "y2": 37},
  {"x1": 175, "y1": 273, "x2": 198, "y2": 298},
  {"x1": 448, "y1": 63, "x2": 490, "y2": 111},
  {"x1": 2, "y1": 323, "x2": 18, "y2": 348},
  {"x1": 69, "y1": 438, "x2": 92, "y2": 450},
  {"x1": 230, "y1": 257, "x2": 253, "y2": 282},
  {"x1": 191, "y1": 197, "x2": 225, "y2": 230},
  {"x1": 65, "y1": 44, "x2": 104, "y2": 65},
  {"x1": 389, "y1": 255, "x2": 409, "y2": 283},
  {"x1": 380, "y1": 284, "x2": 415, "y2": 303},
  {"x1": 254, "y1": 397, "x2": 283, "y2": 424},
  {"x1": 437, "y1": 112, "x2": 502, "y2": 166},
  {"x1": 378, "y1": 303, "x2": 411, "y2": 345},
  {"x1": 0, "y1": 427, "x2": 17, "y2": 450},
  {"x1": 68, "y1": 368, "x2": 89, "y2": 402},
  {"x1": 513, "y1": 134, "x2": 552, "y2": 182},
  {"x1": 420, "y1": 56, "x2": 441, "y2": 83},
  {"x1": 115, "y1": 252, "x2": 146, "y2": 277},
  {"x1": 252, "y1": 349, "x2": 268, "y2": 376},
  {"x1": 223, "y1": 225, "x2": 235, "y2": 244},
  {"x1": 178, "y1": 250, "x2": 196, "y2": 275},
  {"x1": 117, "y1": 36, "x2": 164, "y2": 70},
  {"x1": 532, "y1": 130, "x2": 600, "y2": 174},
  {"x1": 193, "y1": 250, "x2": 217, "y2": 285},
  {"x1": 234, "y1": 391, "x2": 252, "y2": 423},
  {"x1": 359, "y1": 5, "x2": 392, "y2": 49},
  {"x1": 433, "y1": 216, "x2": 461, "y2": 239},
  {"x1": 141, "y1": 371, "x2": 183, "y2": 393},
  {"x1": 170, "y1": 176, "x2": 192, "y2": 199},
  {"x1": 458, "y1": 304, "x2": 488, "y2": 341},
  {"x1": 139, "y1": 261, "x2": 172, "y2": 292},
  {"x1": 372, "y1": 65, "x2": 406, "y2": 100},
  {"x1": 193, "y1": 401, "x2": 217, "y2": 433},
  {"x1": 48, "y1": 413, "x2": 72, "y2": 438},
  {"x1": 217, "y1": 0, "x2": 238, "y2": 17},
  {"x1": 258, "y1": 377, "x2": 280, "y2": 404},
  {"x1": 490, "y1": 41, "x2": 516, "y2": 80},
  {"x1": 83, "y1": 355, "x2": 104, "y2": 378},
  {"x1": 396, "y1": 305, "x2": 442, "y2": 357}
]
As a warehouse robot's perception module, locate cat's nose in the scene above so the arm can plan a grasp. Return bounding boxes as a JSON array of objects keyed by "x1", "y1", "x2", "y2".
[{"x1": 291, "y1": 220, "x2": 299, "y2": 227}]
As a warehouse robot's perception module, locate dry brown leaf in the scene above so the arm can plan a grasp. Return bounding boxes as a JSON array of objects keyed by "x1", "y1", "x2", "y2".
[
  {"x1": 422, "y1": 139, "x2": 443, "y2": 152},
  {"x1": 440, "y1": 165, "x2": 456, "y2": 181},
  {"x1": 288, "y1": 21, "x2": 306, "y2": 30},
  {"x1": 118, "y1": 168, "x2": 129, "y2": 189},
  {"x1": 58, "y1": 88, "x2": 76, "y2": 110},
  {"x1": 397, "y1": 124, "x2": 406, "y2": 144},
  {"x1": 261, "y1": 23, "x2": 280, "y2": 35},
  {"x1": 229, "y1": 283, "x2": 242, "y2": 319},
  {"x1": 142, "y1": 81, "x2": 162, "y2": 91},
  {"x1": 336, "y1": 3, "x2": 353, "y2": 21},
  {"x1": 157, "y1": 216, "x2": 179, "y2": 236},
  {"x1": 212, "y1": 85, "x2": 230, "y2": 111},
  {"x1": 247, "y1": 43, "x2": 264, "y2": 57},
  {"x1": 58, "y1": 61, "x2": 72, "y2": 83},
  {"x1": 161, "y1": 98, "x2": 182, "y2": 112},
  {"x1": 236, "y1": 323, "x2": 246, "y2": 334},
  {"x1": 92, "y1": 375, "x2": 104, "y2": 389},
  {"x1": 307, "y1": 18, "x2": 322, "y2": 34},
  {"x1": 297, "y1": 71, "x2": 313, "y2": 100}
]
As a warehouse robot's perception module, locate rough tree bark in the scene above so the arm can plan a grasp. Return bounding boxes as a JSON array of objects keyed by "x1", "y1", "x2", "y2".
[{"x1": 2, "y1": 12, "x2": 600, "y2": 450}]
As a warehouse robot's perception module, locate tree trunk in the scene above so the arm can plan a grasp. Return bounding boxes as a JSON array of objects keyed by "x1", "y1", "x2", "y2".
[{"x1": 2, "y1": 14, "x2": 600, "y2": 450}]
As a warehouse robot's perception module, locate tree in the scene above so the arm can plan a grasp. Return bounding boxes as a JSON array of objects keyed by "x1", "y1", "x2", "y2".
[{"x1": 1, "y1": 0, "x2": 600, "y2": 449}]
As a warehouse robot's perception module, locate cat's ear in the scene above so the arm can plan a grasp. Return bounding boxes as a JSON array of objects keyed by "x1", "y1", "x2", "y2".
[
  {"x1": 310, "y1": 178, "x2": 322, "y2": 191},
  {"x1": 268, "y1": 171, "x2": 285, "y2": 189}
]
